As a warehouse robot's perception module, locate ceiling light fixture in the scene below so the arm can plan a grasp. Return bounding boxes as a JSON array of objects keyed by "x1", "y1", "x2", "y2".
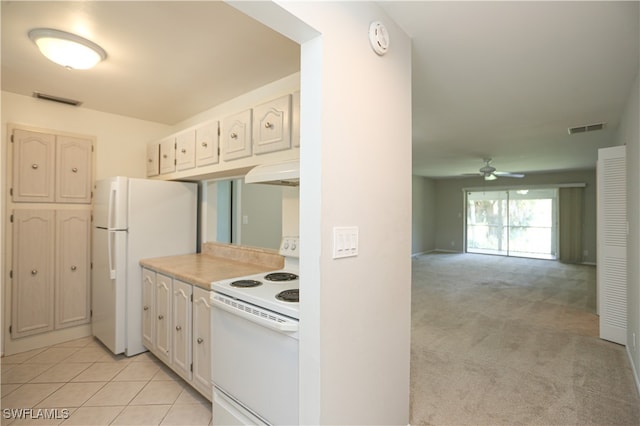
[{"x1": 28, "y1": 28, "x2": 107, "y2": 70}]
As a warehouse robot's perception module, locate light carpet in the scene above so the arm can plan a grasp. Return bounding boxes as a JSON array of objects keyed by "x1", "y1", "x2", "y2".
[{"x1": 410, "y1": 252, "x2": 640, "y2": 426}]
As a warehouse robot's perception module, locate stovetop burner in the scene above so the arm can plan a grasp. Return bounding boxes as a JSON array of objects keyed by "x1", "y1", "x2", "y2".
[
  {"x1": 265, "y1": 272, "x2": 298, "y2": 282},
  {"x1": 276, "y1": 289, "x2": 299, "y2": 303},
  {"x1": 230, "y1": 279, "x2": 262, "y2": 288}
]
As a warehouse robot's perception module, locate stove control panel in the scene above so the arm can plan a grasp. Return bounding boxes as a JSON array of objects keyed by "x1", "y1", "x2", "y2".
[{"x1": 279, "y1": 236, "x2": 299, "y2": 258}]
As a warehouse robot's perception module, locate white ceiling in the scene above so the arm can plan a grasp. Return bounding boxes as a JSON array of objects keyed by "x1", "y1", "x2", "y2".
[{"x1": 2, "y1": 2, "x2": 639, "y2": 179}]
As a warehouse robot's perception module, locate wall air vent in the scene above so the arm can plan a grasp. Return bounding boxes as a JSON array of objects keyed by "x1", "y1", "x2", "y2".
[
  {"x1": 568, "y1": 122, "x2": 606, "y2": 135},
  {"x1": 32, "y1": 91, "x2": 82, "y2": 107}
]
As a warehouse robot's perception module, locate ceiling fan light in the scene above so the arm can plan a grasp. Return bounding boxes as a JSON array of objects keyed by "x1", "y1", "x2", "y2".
[
  {"x1": 29, "y1": 28, "x2": 106, "y2": 70},
  {"x1": 485, "y1": 174, "x2": 497, "y2": 181}
]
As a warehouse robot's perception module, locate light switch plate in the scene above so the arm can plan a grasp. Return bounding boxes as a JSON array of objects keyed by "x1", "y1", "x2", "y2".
[
  {"x1": 279, "y1": 236, "x2": 299, "y2": 258},
  {"x1": 333, "y1": 226, "x2": 359, "y2": 259}
]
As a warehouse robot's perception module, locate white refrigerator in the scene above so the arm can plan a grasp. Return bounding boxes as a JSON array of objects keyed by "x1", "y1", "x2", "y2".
[{"x1": 92, "y1": 176, "x2": 197, "y2": 356}]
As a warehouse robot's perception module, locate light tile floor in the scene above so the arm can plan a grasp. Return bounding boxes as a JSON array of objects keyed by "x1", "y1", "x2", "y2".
[{"x1": 0, "y1": 337, "x2": 212, "y2": 426}]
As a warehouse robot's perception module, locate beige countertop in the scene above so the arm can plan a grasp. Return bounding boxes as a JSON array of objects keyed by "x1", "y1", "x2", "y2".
[{"x1": 140, "y1": 242, "x2": 284, "y2": 290}]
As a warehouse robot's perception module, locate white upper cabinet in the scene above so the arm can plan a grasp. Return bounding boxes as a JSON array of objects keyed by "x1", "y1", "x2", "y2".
[
  {"x1": 146, "y1": 142, "x2": 160, "y2": 177},
  {"x1": 195, "y1": 121, "x2": 219, "y2": 167},
  {"x1": 176, "y1": 130, "x2": 196, "y2": 171},
  {"x1": 12, "y1": 129, "x2": 93, "y2": 204},
  {"x1": 292, "y1": 91, "x2": 300, "y2": 148},
  {"x1": 252, "y1": 94, "x2": 291, "y2": 154},
  {"x1": 12, "y1": 130, "x2": 55, "y2": 202},
  {"x1": 55, "y1": 136, "x2": 93, "y2": 203},
  {"x1": 221, "y1": 109, "x2": 252, "y2": 161},
  {"x1": 159, "y1": 137, "x2": 176, "y2": 174}
]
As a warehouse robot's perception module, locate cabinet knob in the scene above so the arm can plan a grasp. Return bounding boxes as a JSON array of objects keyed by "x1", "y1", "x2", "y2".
[
  {"x1": 31, "y1": 163, "x2": 39, "y2": 170},
  {"x1": 158, "y1": 315, "x2": 164, "y2": 320},
  {"x1": 230, "y1": 132, "x2": 238, "y2": 139},
  {"x1": 197, "y1": 337, "x2": 204, "y2": 344},
  {"x1": 148, "y1": 158, "x2": 153, "y2": 163},
  {"x1": 176, "y1": 325, "x2": 182, "y2": 331},
  {"x1": 181, "y1": 148, "x2": 186, "y2": 154},
  {"x1": 71, "y1": 167, "x2": 78, "y2": 173},
  {"x1": 143, "y1": 306, "x2": 149, "y2": 311},
  {"x1": 31, "y1": 269, "x2": 38, "y2": 276},
  {"x1": 201, "y1": 142, "x2": 208, "y2": 148},
  {"x1": 70, "y1": 265, "x2": 77, "y2": 271},
  {"x1": 265, "y1": 121, "x2": 274, "y2": 129},
  {"x1": 162, "y1": 154, "x2": 168, "y2": 159}
]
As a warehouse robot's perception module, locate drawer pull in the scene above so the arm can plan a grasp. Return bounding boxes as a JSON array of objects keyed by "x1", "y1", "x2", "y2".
[
  {"x1": 176, "y1": 325, "x2": 182, "y2": 331},
  {"x1": 201, "y1": 142, "x2": 208, "y2": 148},
  {"x1": 31, "y1": 269, "x2": 38, "y2": 276},
  {"x1": 181, "y1": 148, "x2": 186, "y2": 154},
  {"x1": 158, "y1": 315, "x2": 164, "y2": 320},
  {"x1": 148, "y1": 158, "x2": 153, "y2": 163},
  {"x1": 143, "y1": 306, "x2": 149, "y2": 311},
  {"x1": 70, "y1": 265, "x2": 77, "y2": 271},
  {"x1": 162, "y1": 154, "x2": 168, "y2": 159},
  {"x1": 72, "y1": 167, "x2": 78, "y2": 173},
  {"x1": 32, "y1": 163, "x2": 39, "y2": 169},
  {"x1": 197, "y1": 337, "x2": 204, "y2": 344}
]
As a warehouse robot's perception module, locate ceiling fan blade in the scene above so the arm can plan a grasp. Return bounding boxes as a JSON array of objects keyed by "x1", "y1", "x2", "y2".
[{"x1": 494, "y1": 171, "x2": 525, "y2": 178}]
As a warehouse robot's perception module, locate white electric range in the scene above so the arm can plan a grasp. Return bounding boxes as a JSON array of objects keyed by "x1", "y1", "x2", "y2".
[{"x1": 210, "y1": 237, "x2": 299, "y2": 425}]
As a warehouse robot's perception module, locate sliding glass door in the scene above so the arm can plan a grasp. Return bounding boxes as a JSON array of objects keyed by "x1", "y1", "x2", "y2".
[{"x1": 466, "y1": 188, "x2": 558, "y2": 259}]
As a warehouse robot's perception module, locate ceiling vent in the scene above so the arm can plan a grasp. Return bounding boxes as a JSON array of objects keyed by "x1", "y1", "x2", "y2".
[
  {"x1": 568, "y1": 122, "x2": 606, "y2": 135},
  {"x1": 33, "y1": 91, "x2": 82, "y2": 107}
]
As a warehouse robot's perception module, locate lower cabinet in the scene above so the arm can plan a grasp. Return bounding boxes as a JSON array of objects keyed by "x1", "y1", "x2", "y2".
[
  {"x1": 141, "y1": 267, "x2": 212, "y2": 400},
  {"x1": 11, "y1": 209, "x2": 91, "y2": 338}
]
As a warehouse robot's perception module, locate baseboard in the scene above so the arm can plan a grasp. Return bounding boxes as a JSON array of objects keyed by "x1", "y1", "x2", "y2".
[
  {"x1": 626, "y1": 345, "x2": 640, "y2": 396},
  {"x1": 582, "y1": 261, "x2": 597, "y2": 266},
  {"x1": 433, "y1": 249, "x2": 462, "y2": 253}
]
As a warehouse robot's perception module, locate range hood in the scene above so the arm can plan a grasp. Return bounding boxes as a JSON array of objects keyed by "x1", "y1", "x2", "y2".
[{"x1": 244, "y1": 159, "x2": 299, "y2": 186}]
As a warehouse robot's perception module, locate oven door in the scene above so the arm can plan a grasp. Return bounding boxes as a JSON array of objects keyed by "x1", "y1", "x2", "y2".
[{"x1": 211, "y1": 292, "x2": 299, "y2": 426}]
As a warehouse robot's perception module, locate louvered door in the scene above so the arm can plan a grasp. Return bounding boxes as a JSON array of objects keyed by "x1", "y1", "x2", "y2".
[{"x1": 597, "y1": 145, "x2": 627, "y2": 345}]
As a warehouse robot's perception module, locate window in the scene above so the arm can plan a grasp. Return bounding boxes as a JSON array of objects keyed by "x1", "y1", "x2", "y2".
[{"x1": 466, "y1": 188, "x2": 558, "y2": 259}]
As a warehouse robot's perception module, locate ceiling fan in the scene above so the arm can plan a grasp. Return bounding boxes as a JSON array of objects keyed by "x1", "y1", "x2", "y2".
[{"x1": 464, "y1": 158, "x2": 525, "y2": 181}]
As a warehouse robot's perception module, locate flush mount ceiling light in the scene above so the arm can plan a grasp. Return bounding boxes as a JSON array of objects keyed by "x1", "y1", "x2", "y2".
[{"x1": 28, "y1": 28, "x2": 107, "y2": 70}]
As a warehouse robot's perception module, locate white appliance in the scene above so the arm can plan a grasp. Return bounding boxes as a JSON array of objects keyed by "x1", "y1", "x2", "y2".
[
  {"x1": 92, "y1": 176, "x2": 197, "y2": 356},
  {"x1": 211, "y1": 237, "x2": 299, "y2": 425}
]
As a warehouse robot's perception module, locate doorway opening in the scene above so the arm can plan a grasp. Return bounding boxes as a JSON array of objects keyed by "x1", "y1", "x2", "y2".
[{"x1": 465, "y1": 188, "x2": 558, "y2": 259}]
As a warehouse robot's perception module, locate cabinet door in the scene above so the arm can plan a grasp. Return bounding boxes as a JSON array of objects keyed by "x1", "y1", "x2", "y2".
[
  {"x1": 252, "y1": 95, "x2": 291, "y2": 155},
  {"x1": 292, "y1": 91, "x2": 300, "y2": 148},
  {"x1": 155, "y1": 274, "x2": 172, "y2": 364},
  {"x1": 142, "y1": 268, "x2": 156, "y2": 350},
  {"x1": 12, "y1": 129, "x2": 55, "y2": 202},
  {"x1": 56, "y1": 136, "x2": 93, "y2": 203},
  {"x1": 159, "y1": 137, "x2": 176, "y2": 174},
  {"x1": 172, "y1": 280, "x2": 193, "y2": 380},
  {"x1": 176, "y1": 130, "x2": 196, "y2": 171},
  {"x1": 55, "y1": 210, "x2": 91, "y2": 329},
  {"x1": 146, "y1": 142, "x2": 160, "y2": 177},
  {"x1": 195, "y1": 121, "x2": 219, "y2": 167},
  {"x1": 221, "y1": 109, "x2": 252, "y2": 161},
  {"x1": 192, "y1": 287, "x2": 212, "y2": 399},
  {"x1": 12, "y1": 210, "x2": 55, "y2": 337}
]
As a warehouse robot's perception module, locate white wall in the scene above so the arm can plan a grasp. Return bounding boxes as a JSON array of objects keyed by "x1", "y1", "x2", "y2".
[
  {"x1": 619, "y1": 69, "x2": 640, "y2": 387},
  {"x1": 235, "y1": 2, "x2": 413, "y2": 424},
  {"x1": 412, "y1": 175, "x2": 436, "y2": 255}
]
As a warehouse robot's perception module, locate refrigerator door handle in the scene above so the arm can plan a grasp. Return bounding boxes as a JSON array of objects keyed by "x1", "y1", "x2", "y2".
[
  {"x1": 108, "y1": 230, "x2": 116, "y2": 279},
  {"x1": 108, "y1": 181, "x2": 118, "y2": 229}
]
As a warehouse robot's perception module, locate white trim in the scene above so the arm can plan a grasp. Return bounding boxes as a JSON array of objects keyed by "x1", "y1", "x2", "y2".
[{"x1": 627, "y1": 345, "x2": 640, "y2": 396}]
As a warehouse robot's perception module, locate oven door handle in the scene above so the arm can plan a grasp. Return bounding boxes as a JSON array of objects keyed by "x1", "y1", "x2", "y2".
[{"x1": 211, "y1": 295, "x2": 299, "y2": 333}]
